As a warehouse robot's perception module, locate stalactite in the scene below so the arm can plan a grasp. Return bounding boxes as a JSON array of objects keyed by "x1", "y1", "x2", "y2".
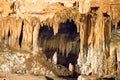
[
  {"x1": 93, "y1": 13, "x2": 105, "y2": 76},
  {"x1": 76, "y1": 22, "x2": 80, "y2": 33},
  {"x1": 0, "y1": 18, "x2": 5, "y2": 42},
  {"x1": 0, "y1": 1, "x2": 120, "y2": 78},
  {"x1": 16, "y1": 17, "x2": 23, "y2": 48},
  {"x1": 0, "y1": 18, "x2": 9, "y2": 43},
  {"x1": 49, "y1": 19, "x2": 53, "y2": 27},
  {"x1": 53, "y1": 23, "x2": 58, "y2": 35},
  {"x1": 77, "y1": 9, "x2": 111, "y2": 77},
  {"x1": 77, "y1": 14, "x2": 88, "y2": 67},
  {"x1": 32, "y1": 18, "x2": 40, "y2": 52},
  {"x1": 39, "y1": 33, "x2": 80, "y2": 59},
  {"x1": 4, "y1": 18, "x2": 10, "y2": 44},
  {"x1": 19, "y1": 21, "x2": 23, "y2": 48},
  {"x1": 9, "y1": 17, "x2": 17, "y2": 48},
  {"x1": 66, "y1": 41, "x2": 72, "y2": 57},
  {"x1": 22, "y1": 19, "x2": 33, "y2": 50},
  {"x1": 8, "y1": 17, "x2": 22, "y2": 48}
]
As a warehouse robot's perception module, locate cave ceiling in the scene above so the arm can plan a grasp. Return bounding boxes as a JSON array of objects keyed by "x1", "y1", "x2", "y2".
[{"x1": 0, "y1": 0, "x2": 120, "y2": 22}]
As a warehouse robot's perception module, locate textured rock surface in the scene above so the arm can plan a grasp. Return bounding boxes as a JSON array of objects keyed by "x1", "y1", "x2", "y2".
[
  {"x1": 78, "y1": 9, "x2": 112, "y2": 76},
  {"x1": 0, "y1": 0, "x2": 120, "y2": 79},
  {"x1": 0, "y1": 43, "x2": 72, "y2": 77}
]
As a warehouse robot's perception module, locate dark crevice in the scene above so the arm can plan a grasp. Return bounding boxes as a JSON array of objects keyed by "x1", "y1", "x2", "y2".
[
  {"x1": 99, "y1": 77, "x2": 115, "y2": 80},
  {"x1": 38, "y1": 25, "x2": 54, "y2": 48},
  {"x1": 58, "y1": 19, "x2": 77, "y2": 35},
  {"x1": 45, "y1": 76, "x2": 53, "y2": 80},
  {"x1": 19, "y1": 21, "x2": 24, "y2": 48},
  {"x1": 58, "y1": 2, "x2": 64, "y2": 6},
  {"x1": 90, "y1": 6, "x2": 99, "y2": 12},
  {"x1": 8, "y1": 28, "x2": 10, "y2": 40},
  {"x1": 73, "y1": 1, "x2": 79, "y2": 7},
  {"x1": 39, "y1": 25, "x2": 54, "y2": 38},
  {"x1": 103, "y1": 12, "x2": 110, "y2": 17}
]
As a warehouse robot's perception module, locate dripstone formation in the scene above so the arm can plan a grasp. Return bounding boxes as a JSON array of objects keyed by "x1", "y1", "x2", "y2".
[{"x1": 0, "y1": 0, "x2": 120, "y2": 79}]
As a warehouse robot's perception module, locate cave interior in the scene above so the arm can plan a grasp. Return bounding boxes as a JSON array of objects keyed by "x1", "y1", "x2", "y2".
[{"x1": 38, "y1": 19, "x2": 80, "y2": 67}]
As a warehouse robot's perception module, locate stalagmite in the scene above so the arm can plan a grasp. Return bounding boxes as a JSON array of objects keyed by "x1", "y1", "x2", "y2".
[
  {"x1": 3, "y1": 18, "x2": 10, "y2": 44},
  {"x1": 69, "y1": 63, "x2": 74, "y2": 72},
  {"x1": 52, "y1": 51, "x2": 57, "y2": 64},
  {"x1": 16, "y1": 18, "x2": 23, "y2": 48}
]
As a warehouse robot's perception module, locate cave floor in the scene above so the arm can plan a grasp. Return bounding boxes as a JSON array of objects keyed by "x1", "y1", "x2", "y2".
[{"x1": 0, "y1": 72, "x2": 67, "y2": 80}]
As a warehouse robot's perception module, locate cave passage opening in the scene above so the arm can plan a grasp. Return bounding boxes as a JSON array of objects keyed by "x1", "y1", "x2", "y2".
[
  {"x1": 38, "y1": 19, "x2": 80, "y2": 68},
  {"x1": 57, "y1": 19, "x2": 80, "y2": 67}
]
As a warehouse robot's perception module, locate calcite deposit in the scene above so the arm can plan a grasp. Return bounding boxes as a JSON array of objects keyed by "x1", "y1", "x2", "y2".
[{"x1": 0, "y1": 0, "x2": 120, "y2": 80}]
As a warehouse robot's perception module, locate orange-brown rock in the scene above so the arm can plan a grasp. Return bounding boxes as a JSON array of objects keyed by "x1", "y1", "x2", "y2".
[{"x1": 0, "y1": 0, "x2": 120, "y2": 79}]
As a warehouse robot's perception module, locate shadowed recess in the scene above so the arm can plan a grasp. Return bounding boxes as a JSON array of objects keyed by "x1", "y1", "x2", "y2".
[
  {"x1": 19, "y1": 21, "x2": 24, "y2": 48},
  {"x1": 38, "y1": 19, "x2": 80, "y2": 67},
  {"x1": 117, "y1": 20, "x2": 120, "y2": 29}
]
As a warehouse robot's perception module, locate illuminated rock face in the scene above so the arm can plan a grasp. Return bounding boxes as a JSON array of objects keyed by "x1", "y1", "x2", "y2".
[
  {"x1": 0, "y1": 0, "x2": 120, "y2": 78},
  {"x1": 78, "y1": 9, "x2": 112, "y2": 76}
]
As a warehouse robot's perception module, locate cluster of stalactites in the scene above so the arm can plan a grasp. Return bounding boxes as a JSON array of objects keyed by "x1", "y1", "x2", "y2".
[
  {"x1": 41, "y1": 7, "x2": 82, "y2": 35},
  {"x1": 0, "y1": 6, "x2": 83, "y2": 52},
  {"x1": 0, "y1": 17, "x2": 40, "y2": 52},
  {"x1": 39, "y1": 33, "x2": 80, "y2": 57},
  {"x1": 77, "y1": 7, "x2": 114, "y2": 77}
]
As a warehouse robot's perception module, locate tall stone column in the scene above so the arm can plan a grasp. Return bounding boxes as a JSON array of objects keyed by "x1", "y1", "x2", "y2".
[
  {"x1": 77, "y1": 14, "x2": 88, "y2": 70},
  {"x1": 77, "y1": 10, "x2": 111, "y2": 77}
]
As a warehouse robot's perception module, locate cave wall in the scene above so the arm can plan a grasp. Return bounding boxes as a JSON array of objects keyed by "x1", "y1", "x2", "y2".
[
  {"x1": 78, "y1": 9, "x2": 112, "y2": 76},
  {"x1": 0, "y1": 0, "x2": 120, "y2": 78}
]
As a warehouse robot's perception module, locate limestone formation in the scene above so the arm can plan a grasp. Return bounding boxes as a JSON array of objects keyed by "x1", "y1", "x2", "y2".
[
  {"x1": 52, "y1": 51, "x2": 57, "y2": 64},
  {"x1": 0, "y1": 0, "x2": 120, "y2": 79},
  {"x1": 69, "y1": 63, "x2": 74, "y2": 72}
]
